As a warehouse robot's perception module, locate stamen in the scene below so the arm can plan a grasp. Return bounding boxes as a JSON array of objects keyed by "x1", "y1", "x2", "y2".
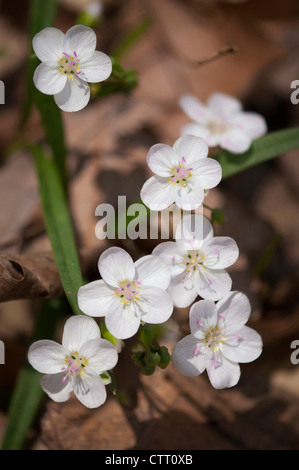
[{"x1": 115, "y1": 280, "x2": 142, "y2": 305}]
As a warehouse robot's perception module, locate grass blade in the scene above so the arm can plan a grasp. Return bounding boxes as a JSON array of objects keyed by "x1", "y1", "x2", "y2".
[
  {"x1": 213, "y1": 127, "x2": 299, "y2": 179},
  {"x1": 31, "y1": 144, "x2": 84, "y2": 315}
]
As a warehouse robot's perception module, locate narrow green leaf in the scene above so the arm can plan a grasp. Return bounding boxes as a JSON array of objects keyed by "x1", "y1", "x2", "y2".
[
  {"x1": 112, "y1": 17, "x2": 152, "y2": 60},
  {"x1": 21, "y1": 1, "x2": 67, "y2": 189},
  {"x1": 1, "y1": 297, "x2": 63, "y2": 450},
  {"x1": 1, "y1": 367, "x2": 44, "y2": 450},
  {"x1": 213, "y1": 127, "x2": 299, "y2": 179},
  {"x1": 34, "y1": 87, "x2": 67, "y2": 187},
  {"x1": 21, "y1": 0, "x2": 58, "y2": 126},
  {"x1": 29, "y1": 0, "x2": 58, "y2": 38},
  {"x1": 31, "y1": 144, "x2": 84, "y2": 315}
]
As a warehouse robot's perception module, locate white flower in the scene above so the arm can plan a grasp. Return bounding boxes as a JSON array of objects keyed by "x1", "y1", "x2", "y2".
[
  {"x1": 28, "y1": 315, "x2": 118, "y2": 408},
  {"x1": 32, "y1": 25, "x2": 112, "y2": 112},
  {"x1": 153, "y1": 214, "x2": 239, "y2": 307},
  {"x1": 171, "y1": 291, "x2": 263, "y2": 389},
  {"x1": 77, "y1": 247, "x2": 174, "y2": 340},
  {"x1": 140, "y1": 134, "x2": 222, "y2": 211},
  {"x1": 180, "y1": 92, "x2": 267, "y2": 154}
]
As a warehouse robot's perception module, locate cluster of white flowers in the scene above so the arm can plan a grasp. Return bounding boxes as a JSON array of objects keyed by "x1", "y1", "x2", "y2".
[{"x1": 29, "y1": 25, "x2": 265, "y2": 408}]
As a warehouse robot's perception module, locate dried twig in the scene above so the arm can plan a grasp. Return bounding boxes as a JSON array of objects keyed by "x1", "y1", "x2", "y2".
[{"x1": 191, "y1": 43, "x2": 239, "y2": 67}]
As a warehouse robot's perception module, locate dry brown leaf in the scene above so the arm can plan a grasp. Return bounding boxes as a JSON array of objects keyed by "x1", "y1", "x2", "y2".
[{"x1": 0, "y1": 252, "x2": 63, "y2": 302}]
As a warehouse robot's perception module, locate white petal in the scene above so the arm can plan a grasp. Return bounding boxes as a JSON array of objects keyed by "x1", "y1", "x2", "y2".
[
  {"x1": 80, "y1": 50, "x2": 112, "y2": 83},
  {"x1": 173, "y1": 134, "x2": 209, "y2": 164},
  {"x1": 189, "y1": 299, "x2": 218, "y2": 337},
  {"x1": 172, "y1": 335, "x2": 207, "y2": 377},
  {"x1": 135, "y1": 255, "x2": 171, "y2": 290},
  {"x1": 179, "y1": 94, "x2": 211, "y2": 124},
  {"x1": 98, "y1": 247, "x2": 136, "y2": 288},
  {"x1": 207, "y1": 92, "x2": 242, "y2": 120},
  {"x1": 180, "y1": 124, "x2": 220, "y2": 147},
  {"x1": 140, "y1": 176, "x2": 175, "y2": 211},
  {"x1": 105, "y1": 303, "x2": 140, "y2": 339},
  {"x1": 216, "y1": 291, "x2": 251, "y2": 334},
  {"x1": 62, "y1": 315, "x2": 101, "y2": 352},
  {"x1": 139, "y1": 285, "x2": 173, "y2": 324},
  {"x1": 173, "y1": 181, "x2": 204, "y2": 211},
  {"x1": 206, "y1": 355, "x2": 241, "y2": 389},
  {"x1": 175, "y1": 214, "x2": 214, "y2": 250},
  {"x1": 192, "y1": 158, "x2": 222, "y2": 190},
  {"x1": 152, "y1": 241, "x2": 186, "y2": 277},
  {"x1": 229, "y1": 111, "x2": 267, "y2": 139},
  {"x1": 40, "y1": 373, "x2": 72, "y2": 402},
  {"x1": 73, "y1": 373, "x2": 107, "y2": 409},
  {"x1": 203, "y1": 236, "x2": 239, "y2": 269},
  {"x1": 80, "y1": 338, "x2": 118, "y2": 373},
  {"x1": 32, "y1": 27, "x2": 64, "y2": 62},
  {"x1": 28, "y1": 340, "x2": 65, "y2": 374},
  {"x1": 146, "y1": 143, "x2": 179, "y2": 177},
  {"x1": 54, "y1": 76, "x2": 90, "y2": 112},
  {"x1": 219, "y1": 128, "x2": 251, "y2": 154},
  {"x1": 167, "y1": 275, "x2": 198, "y2": 308},
  {"x1": 78, "y1": 279, "x2": 115, "y2": 317},
  {"x1": 221, "y1": 326, "x2": 262, "y2": 364},
  {"x1": 63, "y1": 25, "x2": 96, "y2": 57},
  {"x1": 193, "y1": 268, "x2": 232, "y2": 301},
  {"x1": 33, "y1": 62, "x2": 67, "y2": 95}
]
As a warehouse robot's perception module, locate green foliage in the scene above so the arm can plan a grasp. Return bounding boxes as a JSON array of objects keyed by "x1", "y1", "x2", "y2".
[
  {"x1": 213, "y1": 127, "x2": 299, "y2": 179},
  {"x1": 31, "y1": 144, "x2": 84, "y2": 315},
  {"x1": 132, "y1": 324, "x2": 171, "y2": 376},
  {"x1": 91, "y1": 57, "x2": 138, "y2": 98}
]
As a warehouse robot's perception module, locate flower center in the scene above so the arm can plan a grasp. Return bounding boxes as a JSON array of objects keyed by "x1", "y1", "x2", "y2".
[
  {"x1": 203, "y1": 325, "x2": 224, "y2": 351},
  {"x1": 58, "y1": 51, "x2": 81, "y2": 77},
  {"x1": 178, "y1": 248, "x2": 219, "y2": 288},
  {"x1": 184, "y1": 250, "x2": 205, "y2": 273},
  {"x1": 169, "y1": 157, "x2": 193, "y2": 187},
  {"x1": 208, "y1": 119, "x2": 230, "y2": 135},
  {"x1": 115, "y1": 280, "x2": 142, "y2": 305},
  {"x1": 62, "y1": 351, "x2": 88, "y2": 382}
]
